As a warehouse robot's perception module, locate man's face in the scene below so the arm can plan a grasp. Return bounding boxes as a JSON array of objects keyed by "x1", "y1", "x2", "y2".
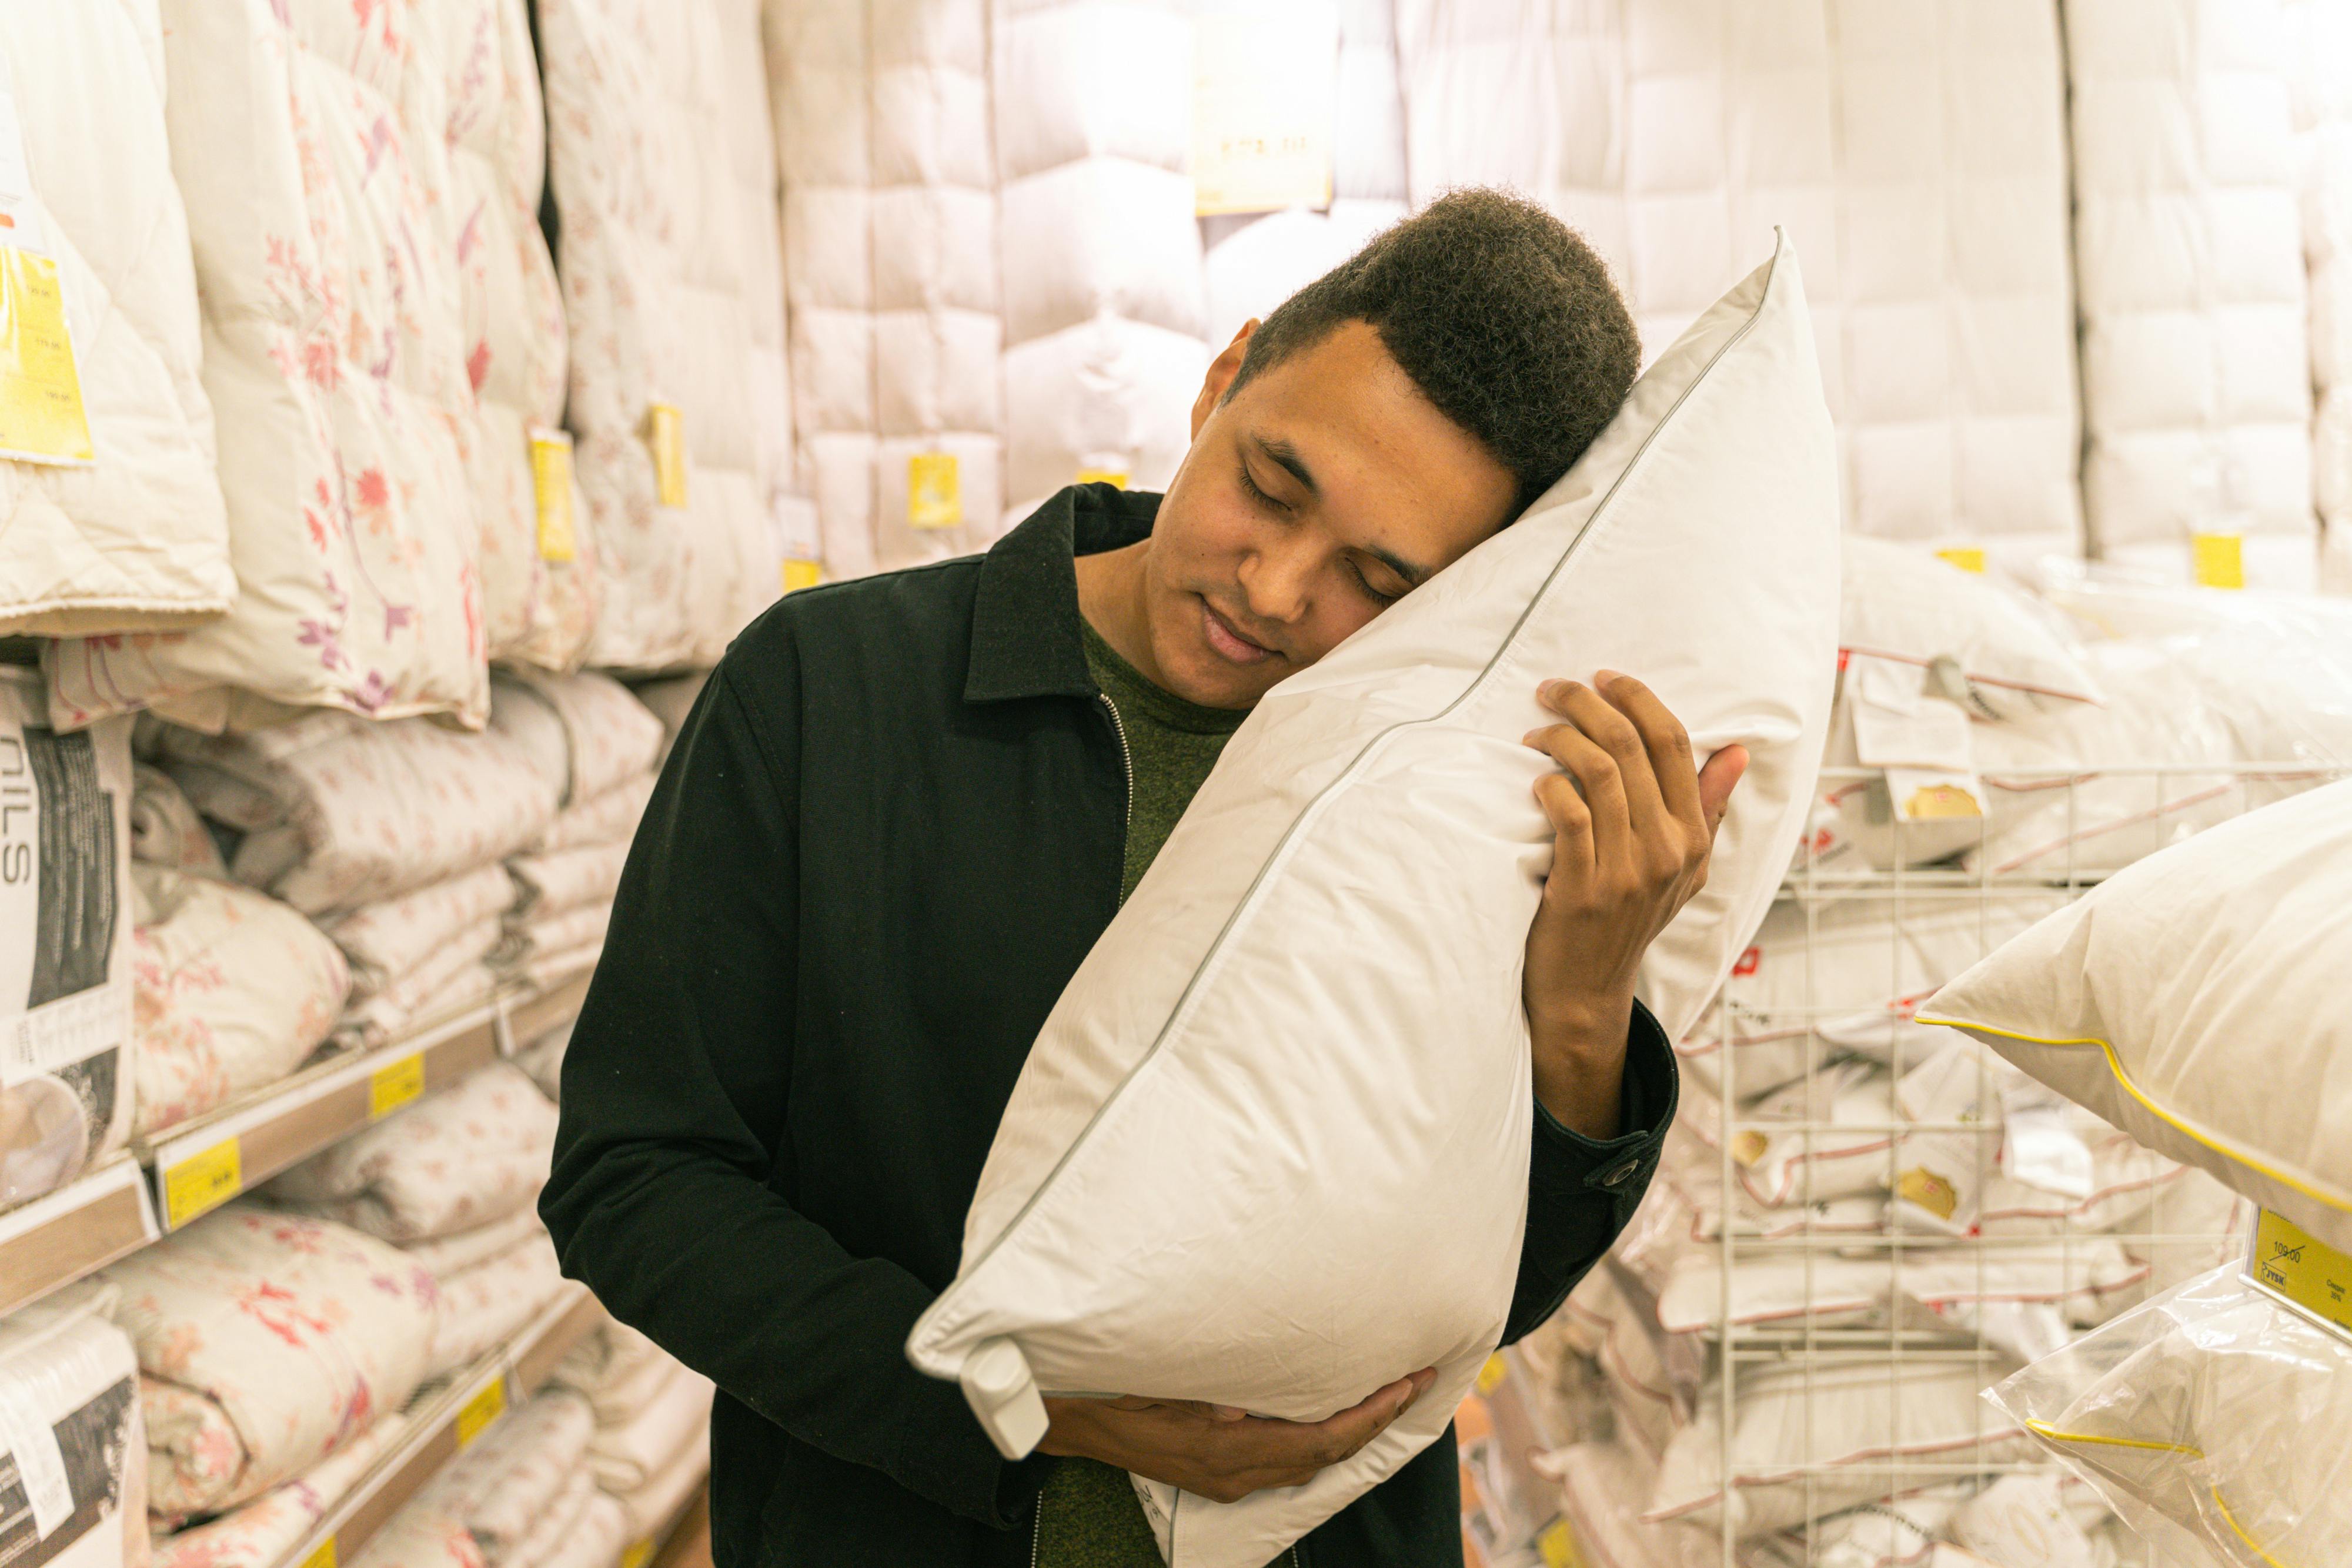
[{"x1": 1140, "y1": 320, "x2": 1521, "y2": 710}]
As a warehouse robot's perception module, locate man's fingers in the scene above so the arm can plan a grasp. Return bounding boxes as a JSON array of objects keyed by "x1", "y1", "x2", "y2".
[
  {"x1": 1594, "y1": 671, "x2": 1703, "y2": 835},
  {"x1": 1698, "y1": 744, "x2": 1749, "y2": 840},
  {"x1": 1523, "y1": 711, "x2": 1629, "y2": 864},
  {"x1": 1532, "y1": 774, "x2": 1595, "y2": 882},
  {"x1": 1553, "y1": 679, "x2": 1669, "y2": 840}
]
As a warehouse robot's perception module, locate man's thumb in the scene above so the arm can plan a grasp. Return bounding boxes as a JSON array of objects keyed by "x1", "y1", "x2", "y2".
[{"x1": 1699, "y1": 744, "x2": 1749, "y2": 836}]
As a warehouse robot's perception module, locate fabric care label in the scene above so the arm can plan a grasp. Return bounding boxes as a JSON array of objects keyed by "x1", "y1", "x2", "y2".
[
  {"x1": 2191, "y1": 531, "x2": 2244, "y2": 590},
  {"x1": 644, "y1": 404, "x2": 686, "y2": 508},
  {"x1": 529, "y1": 429, "x2": 576, "y2": 562},
  {"x1": 1191, "y1": 5, "x2": 1337, "y2": 216},
  {"x1": 1, "y1": 702, "x2": 125, "y2": 1088},
  {"x1": 0, "y1": 1380, "x2": 72, "y2": 1538},
  {"x1": 907, "y1": 452, "x2": 961, "y2": 529},
  {"x1": 0, "y1": 58, "x2": 92, "y2": 468},
  {"x1": 2249, "y1": 1208, "x2": 2352, "y2": 1341}
]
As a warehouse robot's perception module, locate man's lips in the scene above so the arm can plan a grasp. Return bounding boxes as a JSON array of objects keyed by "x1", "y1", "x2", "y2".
[{"x1": 1201, "y1": 599, "x2": 1277, "y2": 666}]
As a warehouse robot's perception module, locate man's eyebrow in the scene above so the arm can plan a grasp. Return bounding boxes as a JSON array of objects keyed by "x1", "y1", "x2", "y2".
[
  {"x1": 1370, "y1": 547, "x2": 1433, "y2": 589},
  {"x1": 1252, "y1": 434, "x2": 1318, "y2": 494}
]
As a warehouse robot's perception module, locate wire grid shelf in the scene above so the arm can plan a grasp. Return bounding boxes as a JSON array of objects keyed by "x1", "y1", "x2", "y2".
[{"x1": 1651, "y1": 762, "x2": 2340, "y2": 1568}]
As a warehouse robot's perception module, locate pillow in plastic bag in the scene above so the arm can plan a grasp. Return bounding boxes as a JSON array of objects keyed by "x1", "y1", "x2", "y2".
[{"x1": 904, "y1": 233, "x2": 1841, "y2": 1566}]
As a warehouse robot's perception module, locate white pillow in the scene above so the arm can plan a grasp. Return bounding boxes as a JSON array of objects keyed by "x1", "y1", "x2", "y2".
[
  {"x1": 1838, "y1": 537, "x2": 2102, "y2": 720},
  {"x1": 903, "y1": 235, "x2": 1842, "y2": 1566},
  {"x1": 1921, "y1": 776, "x2": 2352, "y2": 1251}
]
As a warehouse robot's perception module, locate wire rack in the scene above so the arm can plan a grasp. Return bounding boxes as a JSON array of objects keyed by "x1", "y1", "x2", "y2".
[{"x1": 1493, "y1": 763, "x2": 2346, "y2": 1568}]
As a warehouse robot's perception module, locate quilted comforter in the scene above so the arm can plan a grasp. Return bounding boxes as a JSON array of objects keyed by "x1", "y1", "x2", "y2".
[
  {"x1": 151, "y1": 1414, "x2": 407, "y2": 1568},
  {"x1": 0, "y1": 0, "x2": 233, "y2": 639}
]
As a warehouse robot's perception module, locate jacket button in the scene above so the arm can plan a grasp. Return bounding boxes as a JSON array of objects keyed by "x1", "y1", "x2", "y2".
[{"x1": 1599, "y1": 1159, "x2": 1640, "y2": 1189}]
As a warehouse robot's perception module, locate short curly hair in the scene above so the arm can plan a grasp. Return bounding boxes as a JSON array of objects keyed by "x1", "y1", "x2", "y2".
[{"x1": 1224, "y1": 188, "x2": 1641, "y2": 518}]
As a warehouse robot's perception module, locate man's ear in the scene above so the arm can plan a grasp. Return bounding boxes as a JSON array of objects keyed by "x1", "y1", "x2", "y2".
[{"x1": 1190, "y1": 319, "x2": 1257, "y2": 439}]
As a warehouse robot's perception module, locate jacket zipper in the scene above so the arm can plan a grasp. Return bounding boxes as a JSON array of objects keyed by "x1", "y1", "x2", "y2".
[{"x1": 1097, "y1": 692, "x2": 1135, "y2": 901}]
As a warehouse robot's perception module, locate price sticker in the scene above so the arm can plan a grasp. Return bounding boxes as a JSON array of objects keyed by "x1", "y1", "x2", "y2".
[
  {"x1": 369, "y1": 1053, "x2": 425, "y2": 1120},
  {"x1": 1935, "y1": 546, "x2": 1986, "y2": 575},
  {"x1": 908, "y1": 452, "x2": 961, "y2": 530},
  {"x1": 455, "y1": 1374, "x2": 508, "y2": 1449},
  {"x1": 164, "y1": 1138, "x2": 242, "y2": 1229},
  {"x1": 645, "y1": 403, "x2": 687, "y2": 508},
  {"x1": 2249, "y1": 1208, "x2": 2352, "y2": 1340},
  {"x1": 0, "y1": 61, "x2": 92, "y2": 468},
  {"x1": 2192, "y1": 532, "x2": 2244, "y2": 590},
  {"x1": 779, "y1": 559, "x2": 822, "y2": 596},
  {"x1": 530, "y1": 428, "x2": 576, "y2": 562}
]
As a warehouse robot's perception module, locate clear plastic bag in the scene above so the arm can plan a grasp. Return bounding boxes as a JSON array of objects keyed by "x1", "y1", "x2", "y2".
[{"x1": 1985, "y1": 1265, "x2": 2352, "y2": 1567}]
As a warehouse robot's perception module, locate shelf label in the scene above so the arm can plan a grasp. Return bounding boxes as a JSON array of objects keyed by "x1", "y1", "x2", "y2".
[
  {"x1": 2249, "y1": 1208, "x2": 2352, "y2": 1340},
  {"x1": 618, "y1": 1539, "x2": 653, "y2": 1568},
  {"x1": 1474, "y1": 1354, "x2": 1508, "y2": 1396},
  {"x1": 1075, "y1": 466, "x2": 1129, "y2": 490},
  {"x1": 530, "y1": 428, "x2": 576, "y2": 562},
  {"x1": 455, "y1": 1374, "x2": 508, "y2": 1450},
  {"x1": 2192, "y1": 532, "x2": 2244, "y2": 590},
  {"x1": 779, "y1": 559, "x2": 822, "y2": 596},
  {"x1": 646, "y1": 404, "x2": 686, "y2": 508},
  {"x1": 1537, "y1": 1520, "x2": 1585, "y2": 1568},
  {"x1": 369, "y1": 1054, "x2": 425, "y2": 1120},
  {"x1": 1934, "y1": 546, "x2": 1986, "y2": 575},
  {"x1": 299, "y1": 1537, "x2": 337, "y2": 1568},
  {"x1": 908, "y1": 452, "x2": 960, "y2": 530},
  {"x1": 163, "y1": 1138, "x2": 241, "y2": 1229}
]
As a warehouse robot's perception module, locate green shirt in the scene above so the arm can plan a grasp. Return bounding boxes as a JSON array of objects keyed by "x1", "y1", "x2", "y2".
[{"x1": 1035, "y1": 622, "x2": 1250, "y2": 1565}]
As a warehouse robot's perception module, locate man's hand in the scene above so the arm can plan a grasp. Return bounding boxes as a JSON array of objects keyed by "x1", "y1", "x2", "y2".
[
  {"x1": 1521, "y1": 672, "x2": 1746, "y2": 1139},
  {"x1": 1036, "y1": 1368, "x2": 1438, "y2": 1505}
]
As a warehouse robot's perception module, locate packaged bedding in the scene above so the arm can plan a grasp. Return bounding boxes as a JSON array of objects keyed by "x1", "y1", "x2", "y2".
[
  {"x1": 0, "y1": 1290, "x2": 149, "y2": 1568},
  {"x1": 2, "y1": 671, "x2": 135, "y2": 1215},
  {"x1": 904, "y1": 237, "x2": 1840, "y2": 1564}
]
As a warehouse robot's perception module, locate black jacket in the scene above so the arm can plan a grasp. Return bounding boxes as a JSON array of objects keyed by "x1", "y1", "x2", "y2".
[{"x1": 541, "y1": 485, "x2": 1676, "y2": 1566}]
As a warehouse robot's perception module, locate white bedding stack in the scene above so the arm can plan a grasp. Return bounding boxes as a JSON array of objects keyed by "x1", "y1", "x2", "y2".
[
  {"x1": 2283, "y1": 0, "x2": 2352, "y2": 591},
  {"x1": 2066, "y1": 0, "x2": 2316, "y2": 589}
]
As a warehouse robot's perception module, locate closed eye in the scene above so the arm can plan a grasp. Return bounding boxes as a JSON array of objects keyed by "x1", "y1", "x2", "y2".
[
  {"x1": 1238, "y1": 459, "x2": 1290, "y2": 514},
  {"x1": 1348, "y1": 558, "x2": 1403, "y2": 607}
]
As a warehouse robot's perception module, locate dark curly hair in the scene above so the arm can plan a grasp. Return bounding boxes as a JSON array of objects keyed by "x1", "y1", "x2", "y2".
[{"x1": 1224, "y1": 188, "x2": 1641, "y2": 519}]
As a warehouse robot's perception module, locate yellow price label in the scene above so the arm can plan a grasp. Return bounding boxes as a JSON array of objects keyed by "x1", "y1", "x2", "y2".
[
  {"x1": 163, "y1": 1139, "x2": 242, "y2": 1229},
  {"x1": 1474, "y1": 1354, "x2": 1509, "y2": 1396},
  {"x1": 2250, "y1": 1208, "x2": 2352, "y2": 1339},
  {"x1": 618, "y1": 1540, "x2": 653, "y2": 1568},
  {"x1": 1538, "y1": 1520, "x2": 1585, "y2": 1568},
  {"x1": 1075, "y1": 467, "x2": 1129, "y2": 490},
  {"x1": 299, "y1": 1537, "x2": 336, "y2": 1568},
  {"x1": 455, "y1": 1375, "x2": 508, "y2": 1449},
  {"x1": 908, "y1": 452, "x2": 961, "y2": 529},
  {"x1": 530, "y1": 429, "x2": 576, "y2": 562},
  {"x1": 646, "y1": 403, "x2": 687, "y2": 508},
  {"x1": 1904, "y1": 783, "x2": 1983, "y2": 820},
  {"x1": 0, "y1": 246, "x2": 94, "y2": 465},
  {"x1": 1934, "y1": 547, "x2": 1986, "y2": 575},
  {"x1": 2192, "y1": 532, "x2": 2244, "y2": 590},
  {"x1": 369, "y1": 1054, "x2": 425, "y2": 1120},
  {"x1": 779, "y1": 559, "x2": 822, "y2": 596}
]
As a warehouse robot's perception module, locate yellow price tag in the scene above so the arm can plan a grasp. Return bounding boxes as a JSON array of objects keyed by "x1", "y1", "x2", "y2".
[
  {"x1": 646, "y1": 403, "x2": 687, "y2": 508},
  {"x1": 779, "y1": 559, "x2": 823, "y2": 596},
  {"x1": 2250, "y1": 1208, "x2": 2352, "y2": 1339},
  {"x1": 2192, "y1": 532, "x2": 2244, "y2": 590},
  {"x1": 908, "y1": 452, "x2": 961, "y2": 529},
  {"x1": 299, "y1": 1537, "x2": 337, "y2": 1568},
  {"x1": 1538, "y1": 1520, "x2": 1585, "y2": 1568},
  {"x1": 1904, "y1": 783, "x2": 1984, "y2": 820},
  {"x1": 369, "y1": 1054, "x2": 425, "y2": 1120},
  {"x1": 1474, "y1": 1354, "x2": 1509, "y2": 1396},
  {"x1": 618, "y1": 1539, "x2": 653, "y2": 1568},
  {"x1": 164, "y1": 1139, "x2": 242, "y2": 1229},
  {"x1": 455, "y1": 1375, "x2": 508, "y2": 1449},
  {"x1": 1075, "y1": 467, "x2": 1129, "y2": 489},
  {"x1": 0, "y1": 246, "x2": 94, "y2": 465},
  {"x1": 530, "y1": 428, "x2": 576, "y2": 562},
  {"x1": 1934, "y1": 547, "x2": 1986, "y2": 575}
]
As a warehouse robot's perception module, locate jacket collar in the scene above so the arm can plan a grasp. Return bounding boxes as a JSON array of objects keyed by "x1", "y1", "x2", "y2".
[{"x1": 964, "y1": 483, "x2": 1161, "y2": 704}]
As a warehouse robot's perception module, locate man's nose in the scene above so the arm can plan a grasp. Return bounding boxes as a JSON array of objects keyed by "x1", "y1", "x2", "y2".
[{"x1": 1237, "y1": 533, "x2": 1315, "y2": 627}]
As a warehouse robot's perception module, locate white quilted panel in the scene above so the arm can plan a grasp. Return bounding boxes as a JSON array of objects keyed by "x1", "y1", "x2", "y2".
[
  {"x1": 995, "y1": 0, "x2": 1207, "y2": 525},
  {"x1": 542, "y1": 0, "x2": 780, "y2": 672},
  {"x1": 769, "y1": 0, "x2": 1002, "y2": 578},
  {"x1": 718, "y1": 0, "x2": 797, "y2": 580},
  {"x1": 420, "y1": 0, "x2": 590, "y2": 671},
  {"x1": 1819, "y1": 0, "x2": 2081, "y2": 568},
  {"x1": 2067, "y1": 0, "x2": 2316, "y2": 588},
  {"x1": 46, "y1": 0, "x2": 486, "y2": 733},
  {"x1": 0, "y1": 0, "x2": 233, "y2": 638},
  {"x1": 2283, "y1": 0, "x2": 2352, "y2": 591}
]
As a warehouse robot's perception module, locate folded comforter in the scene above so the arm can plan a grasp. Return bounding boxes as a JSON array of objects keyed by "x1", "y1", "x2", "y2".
[
  {"x1": 426, "y1": 1390, "x2": 595, "y2": 1563},
  {"x1": 152, "y1": 1413, "x2": 408, "y2": 1568},
  {"x1": 319, "y1": 867, "x2": 519, "y2": 1001},
  {"x1": 585, "y1": 1363, "x2": 712, "y2": 1494},
  {"x1": 103, "y1": 1206, "x2": 441, "y2": 1517},
  {"x1": 423, "y1": 1232, "x2": 566, "y2": 1379},
  {"x1": 266, "y1": 1063, "x2": 556, "y2": 1243},
  {"x1": 602, "y1": 1415, "x2": 707, "y2": 1542}
]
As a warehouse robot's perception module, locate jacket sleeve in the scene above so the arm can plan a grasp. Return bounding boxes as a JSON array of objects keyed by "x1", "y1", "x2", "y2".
[
  {"x1": 1501, "y1": 1001, "x2": 1679, "y2": 1343},
  {"x1": 539, "y1": 637, "x2": 1038, "y2": 1527}
]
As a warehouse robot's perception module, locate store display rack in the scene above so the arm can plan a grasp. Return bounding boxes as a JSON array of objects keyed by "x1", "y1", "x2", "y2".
[{"x1": 0, "y1": 960, "x2": 598, "y2": 1318}]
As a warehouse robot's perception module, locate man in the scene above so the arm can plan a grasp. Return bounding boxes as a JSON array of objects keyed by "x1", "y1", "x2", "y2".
[{"x1": 543, "y1": 189, "x2": 1740, "y2": 1565}]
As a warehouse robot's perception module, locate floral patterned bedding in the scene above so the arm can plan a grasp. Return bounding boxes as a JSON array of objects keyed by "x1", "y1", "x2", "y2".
[
  {"x1": 426, "y1": 1391, "x2": 593, "y2": 1562},
  {"x1": 319, "y1": 867, "x2": 518, "y2": 1001},
  {"x1": 102, "y1": 1206, "x2": 441, "y2": 1517},
  {"x1": 151, "y1": 1413, "x2": 408, "y2": 1568},
  {"x1": 132, "y1": 865, "x2": 351, "y2": 1139},
  {"x1": 400, "y1": 1208, "x2": 547, "y2": 1282},
  {"x1": 422, "y1": 1233, "x2": 564, "y2": 1380},
  {"x1": 266, "y1": 1064, "x2": 556, "y2": 1245},
  {"x1": 533, "y1": 776, "x2": 654, "y2": 856}
]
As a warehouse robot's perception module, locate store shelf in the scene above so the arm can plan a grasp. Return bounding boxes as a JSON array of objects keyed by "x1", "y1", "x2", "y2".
[
  {"x1": 503, "y1": 964, "x2": 596, "y2": 1054},
  {"x1": 276, "y1": 1283, "x2": 607, "y2": 1568},
  {"x1": 143, "y1": 999, "x2": 504, "y2": 1232},
  {"x1": 627, "y1": 1479, "x2": 710, "y2": 1568},
  {"x1": 0, "y1": 1157, "x2": 160, "y2": 1316}
]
